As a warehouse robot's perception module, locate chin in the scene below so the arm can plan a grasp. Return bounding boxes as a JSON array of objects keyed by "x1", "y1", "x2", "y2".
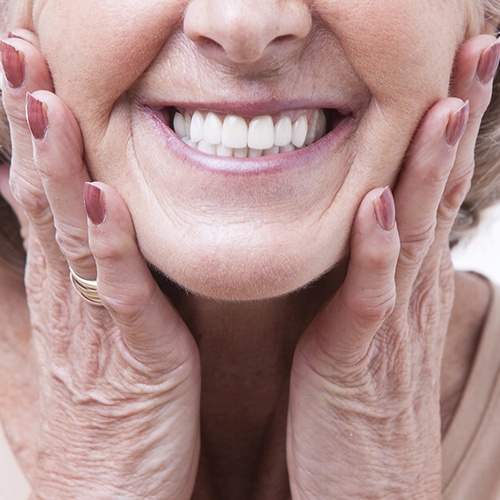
[{"x1": 145, "y1": 238, "x2": 343, "y2": 302}]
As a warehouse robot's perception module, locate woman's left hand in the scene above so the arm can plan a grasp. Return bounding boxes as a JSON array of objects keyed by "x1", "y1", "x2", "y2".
[{"x1": 287, "y1": 34, "x2": 499, "y2": 498}]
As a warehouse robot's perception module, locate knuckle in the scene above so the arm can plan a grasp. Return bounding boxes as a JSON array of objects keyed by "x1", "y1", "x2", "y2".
[
  {"x1": 426, "y1": 161, "x2": 450, "y2": 186},
  {"x1": 359, "y1": 294, "x2": 396, "y2": 325},
  {"x1": 410, "y1": 280, "x2": 442, "y2": 334},
  {"x1": 91, "y1": 238, "x2": 126, "y2": 263},
  {"x1": 439, "y1": 262, "x2": 455, "y2": 296},
  {"x1": 100, "y1": 280, "x2": 155, "y2": 322},
  {"x1": 54, "y1": 225, "x2": 90, "y2": 259},
  {"x1": 1, "y1": 92, "x2": 27, "y2": 126},
  {"x1": 344, "y1": 286, "x2": 396, "y2": 326},
  {"x1": 29, "y1": 278, "x2": 73, "y2": 355},
  {"x1": 364, "y1": 245, "x2": 398, "y2": 270},
  {"x1": 469, "y1": 90, "x2": 493, "y2": 122},
  {"x1": 399, "y1": 222, "x2": 436, "y2": 264},
  {"x1": 66, "y1": 249, "x2": 94, "y2": 273},
  {"x1": 412, "y1": 154, "x2": 450, "y2": 188},
  {"x1": 440, "y1": 166, "x2": 473, "y2": 216},
  {"x1": 18, "y1": 186, "x2": 50, "y2": 220},
  {"x1": 90, "y1": 235, "x2": 135, "y2": 266},
  {"x1": 9, "y1": 170, "x2": 47, "y2": 215}
]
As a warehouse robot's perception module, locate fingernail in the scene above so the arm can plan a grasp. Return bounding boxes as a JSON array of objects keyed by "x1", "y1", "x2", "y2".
[
  {"x1": 26, "y1": 93, "x2": 49, "y2": 140},
  {"x1": 84, "y1": 183, "x2": 106, "y2": 225},
  {"x1": 0, "y1": 40, "x2": 25, "y2": 88},
  {"x1": 374, "y1": 187, "x2": 395, "y2": 231},
  {"x1": 7, "y1": 31, "x2": 30, "y2": 43},
  {"x1": 445, "y1": 101, "x2": 469, "y2": 147},
  {"x1": 477, "y1": 40, "x2": 500, "y2": 85}
]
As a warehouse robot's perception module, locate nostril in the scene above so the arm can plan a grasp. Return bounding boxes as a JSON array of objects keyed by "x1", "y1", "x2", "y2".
[
  {"x1": 273, "y1": 35, "x2": 295, "y2": 44},
  {"x1": 183, "y1": 0, "x2": 313, "y2": 65},
  {"x1": 197, "y1": 36, "x2": 224, "y2": 52}
]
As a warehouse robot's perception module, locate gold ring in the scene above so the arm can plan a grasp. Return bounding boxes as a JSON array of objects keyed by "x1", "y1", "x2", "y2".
[{"x1": 69, "y1": 267, "x2": 103, "y2": 306}]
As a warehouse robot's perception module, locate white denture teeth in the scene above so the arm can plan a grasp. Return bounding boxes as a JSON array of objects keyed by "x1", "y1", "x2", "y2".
[
  {"x1": 264, "y1": 145, "x2": 280, "y2": 155},
  {"x1": 190, "y1": 111, "x2": 204, "y2": 143},
  {"x1": 173, "y1": 112, "x2": 186, "y2": 138},
  {"x1": 184, "y1": 114, "x2": 191, "y2": 136},
  {"x1": 249, "y1": 148, "x2": 263, "y2": 158},
  {"x1": 279, "y1": 143, "x2": 295, "y2": 154},
  {"x1": 181, "y1": 137, "x2": 197, "y2": 149},
  {"x1": 197, "y1": 139, "x2": 216, "y2": 155},
  {"x1": 203, "y1": 112, "x2": 222, "y2": 145},
  {"x1": 248, "y1": 115, "x2": 274, "y2": 150},
  {"x1": 216, "y1": 143, "x2": 233, "y2": 157},
  {"x1": 170, "y1": 108, "x2": 340, "y2": 158},
  {"x1": 274, "y1": 115, "x2": 292, "y2": 147},
  {"x1": 222, "y1": 115, "x2": 248, "y2": 149},
  {"x1": 292, "y1": 114, "x2": 308, "y2": 148},
  {"x1": 304, "y1": 110, "x2": 319, "y2": 146},
  {"x1": 234, "y1": 147, "x2": 249, "y2": 158}
]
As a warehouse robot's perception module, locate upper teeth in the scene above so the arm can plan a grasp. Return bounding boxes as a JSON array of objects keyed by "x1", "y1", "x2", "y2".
[{"x1": 172, "y1": 109, "x2": 327, "y2": 158}]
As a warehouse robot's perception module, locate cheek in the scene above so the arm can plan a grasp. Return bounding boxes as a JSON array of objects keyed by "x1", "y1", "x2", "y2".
[
  {"x1": 314, "y1": 0, "x2": 465, "y2": 106},
  {"x1": 310, "y1": 0, "x2": 467, "y2": 195},
  {"x1": 33, "y1": 1, "x2": 186, "y2": 119}
]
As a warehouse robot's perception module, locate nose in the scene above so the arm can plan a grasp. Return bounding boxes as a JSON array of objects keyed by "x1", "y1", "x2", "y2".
[{"x1": 183, "y1": 0, "x2": 312, "y2": 64}]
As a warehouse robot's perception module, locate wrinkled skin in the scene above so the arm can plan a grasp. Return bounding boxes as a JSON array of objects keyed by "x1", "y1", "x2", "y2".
[
  {"x1": 0, "y1": 0, "x2": 498, "y2": 498},
  {"x1": 20, "y1": 0, "x2": 482, "y2": 299}
]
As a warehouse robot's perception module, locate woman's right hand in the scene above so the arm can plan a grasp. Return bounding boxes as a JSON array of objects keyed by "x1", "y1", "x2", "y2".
[{"x1": 1, "y1": 31, "x2": 200, "y2": 499}]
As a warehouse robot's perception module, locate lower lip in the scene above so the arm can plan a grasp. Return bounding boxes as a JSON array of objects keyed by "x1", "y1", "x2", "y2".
[{"x1": 143, "y1": 106, "x2": 355, "y2": 176}]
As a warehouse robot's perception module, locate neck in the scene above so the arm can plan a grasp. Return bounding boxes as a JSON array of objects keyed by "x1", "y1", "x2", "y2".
[
  {"x1": 158, "y1": 269, "x2": 492, "y2": 499},
  {"x1": 156, "y1": 264, "x2": 348, "y2": 499}
]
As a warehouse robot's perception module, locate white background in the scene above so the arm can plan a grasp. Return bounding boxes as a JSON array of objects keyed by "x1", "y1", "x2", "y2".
[{"x1": 452, "y1": 203, "x2": 500, "y2": 285}]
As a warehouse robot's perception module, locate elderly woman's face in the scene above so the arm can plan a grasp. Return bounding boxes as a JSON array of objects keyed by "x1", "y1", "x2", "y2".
[{"x1": 28, "y1": 0, "x2": 470, "y2": 299}]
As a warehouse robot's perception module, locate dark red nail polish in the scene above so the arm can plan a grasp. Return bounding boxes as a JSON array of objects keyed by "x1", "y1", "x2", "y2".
[
  {"x1": 26, "y1": 93, "x2": 49, "y2": 140},
  {"x1": 477, "y1": 40, "x2": 500, "y2": 85},
  {"x1": 445, "y1": 101, "x2": 469, "y2": 148},
  {"x1": 0, "y1": 40, "x2": 25, "y2": 88},
  {"x1": 374, "y1": 187, "x2": 395, "y2": 231},
  {"x1": 84, "y1": 183, "x2": 106, "y2": 225}
]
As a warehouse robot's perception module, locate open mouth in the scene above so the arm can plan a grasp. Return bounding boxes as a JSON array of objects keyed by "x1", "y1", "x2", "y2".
[{"x1": 158, "y1": 107, "x2": 349, "y2": 158}]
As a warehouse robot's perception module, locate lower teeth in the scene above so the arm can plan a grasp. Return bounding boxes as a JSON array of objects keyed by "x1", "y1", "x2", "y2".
[{"x1": 181, "y1": 139, "x2": 302, "y2": 158}]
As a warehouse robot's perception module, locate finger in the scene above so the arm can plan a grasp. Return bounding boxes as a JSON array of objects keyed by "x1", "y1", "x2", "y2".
[
  {"x1": 451, "y1": 35, "x2": 499, "y2": 106},
  {"x1": 393, "y1": 98, "x2": 467, "y2": 300},
  {"x1": 0, "y1": 36, "x2": 52, "y2": 172},
  {"x1": 0, "y1": 37, "x2": 54, "y2": 253},
  {"x1": 85, "y1": 182, "x2": 198, "y2": 370},
  {"x1": 422, "y1": 40, "x2": 500, "y2": 296},
  {"x1": 421, "y1": 37, "x2": 499, "y2": 280},
  {"x1": 301, "y1": 187, "x2": 399, "y2": 370},
  {"x1": 27, "y1": 91, "x2": 95, "y2": 280},
  {"x1": 449, "y1": 35, "x2": 499, "y2": 192},
  {"x1": 7, "y1": 29, "x2": 41, "y2": 50}
]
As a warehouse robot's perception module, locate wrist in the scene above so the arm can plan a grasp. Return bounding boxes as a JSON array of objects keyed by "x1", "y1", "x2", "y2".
[{"x1": 288, "y1": 405, "x2": 443, "y2": 499}]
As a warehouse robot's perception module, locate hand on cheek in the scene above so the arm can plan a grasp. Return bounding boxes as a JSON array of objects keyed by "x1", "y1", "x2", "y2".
[
  {"x1": 1, "y1": 32, "x2": 201, "y2": 498},
  {"x1": 287, "y1": 34, "x2": 498, "y2": 498}
]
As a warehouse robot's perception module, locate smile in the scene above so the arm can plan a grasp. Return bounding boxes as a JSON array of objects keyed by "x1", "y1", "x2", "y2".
[{"x1": 159, "y1": 107, "x2": 348, "y2": 159}]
